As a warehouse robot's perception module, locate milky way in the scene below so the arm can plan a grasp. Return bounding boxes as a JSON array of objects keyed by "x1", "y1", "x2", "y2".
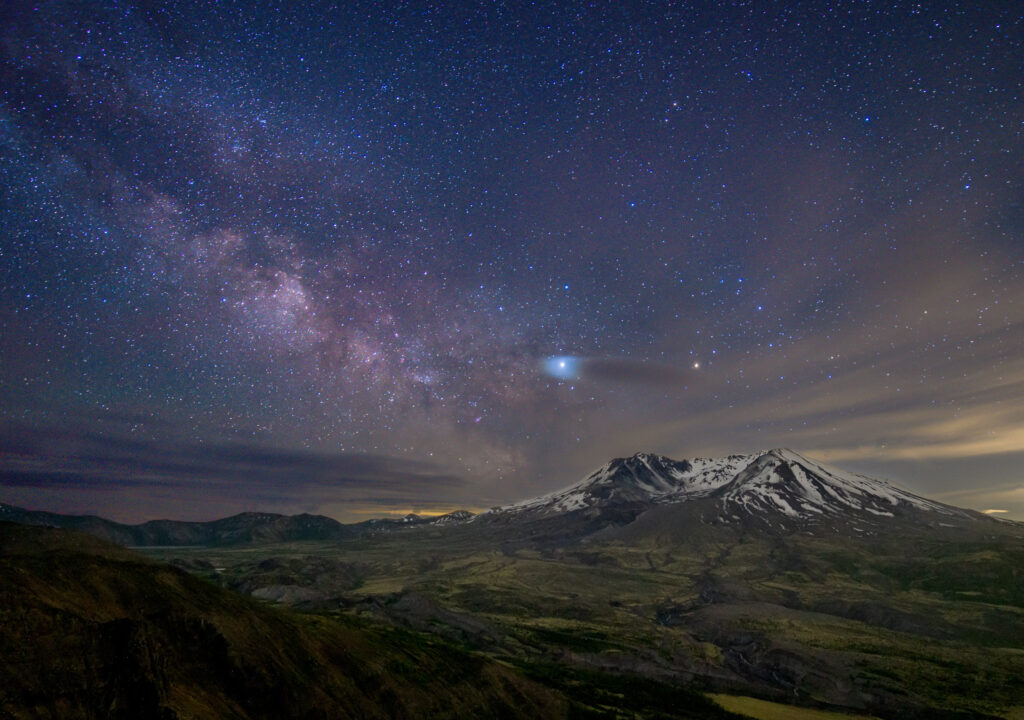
[{"x1": 2, "y1": 2, "x2": 1023, "y2": 521}]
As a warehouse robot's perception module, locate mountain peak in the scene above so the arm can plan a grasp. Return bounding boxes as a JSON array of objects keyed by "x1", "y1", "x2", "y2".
[{"x1": 498, "y1": 451, "x2": 753, "y2": 516}]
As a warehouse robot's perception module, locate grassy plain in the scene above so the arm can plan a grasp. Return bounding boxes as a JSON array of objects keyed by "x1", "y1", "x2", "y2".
[{"x1": 710, "y1": 694, "x2": 880, "y2": 720}]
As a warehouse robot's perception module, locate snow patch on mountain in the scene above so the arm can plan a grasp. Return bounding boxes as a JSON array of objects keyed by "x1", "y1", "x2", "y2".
[
  {"x1": 500, "y1": 452, "x2": 754, "y2": 515},
  {"x1": 716, "y1": 448, "x2": 957, "y2": 521},
  {"x1": 431, "y1": 510, "x2": 475, "y2": 525}
]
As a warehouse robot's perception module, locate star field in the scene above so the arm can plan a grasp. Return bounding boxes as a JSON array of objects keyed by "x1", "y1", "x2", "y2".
[{"x1": 1, "y1": 1, "x2": 1023, "y2": 521}]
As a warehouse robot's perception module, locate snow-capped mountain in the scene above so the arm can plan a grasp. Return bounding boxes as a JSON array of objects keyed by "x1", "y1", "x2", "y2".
[
  {"x1": 489, "y1": 449, "x2": 976, "y2": 531},
  {"x1": 431, "y1": 509, "x2": 476, "y2": 525},
  {"x1": 360, "y1": 509, "x2": 476, "y2": 532}
]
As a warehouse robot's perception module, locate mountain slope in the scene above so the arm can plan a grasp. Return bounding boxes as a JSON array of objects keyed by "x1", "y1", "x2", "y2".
[
  {"x1": 0, "y1": 522, "x2": 573, "y2": 720},
  {"x1": 714, "y1": 448, "x2": 969, "y2": 527},
  {"x1": 0, "y1": 522, "x2": 757, "y2": 720}
]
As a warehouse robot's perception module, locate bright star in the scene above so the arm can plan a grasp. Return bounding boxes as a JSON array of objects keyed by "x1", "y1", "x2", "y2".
[{"x1": 543, "y1": 356, "x2": 581, "y2": 380}]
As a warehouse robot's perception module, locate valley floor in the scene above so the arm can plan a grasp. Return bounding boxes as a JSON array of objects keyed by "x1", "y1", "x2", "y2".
[{"x1": 142, "y1": 520, "x2": 1024, "y2": 720}]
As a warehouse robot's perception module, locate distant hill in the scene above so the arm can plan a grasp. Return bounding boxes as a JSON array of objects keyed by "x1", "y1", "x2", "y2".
[{"x1": 0, "y1": 503, "x2": 476, "y2": 547}]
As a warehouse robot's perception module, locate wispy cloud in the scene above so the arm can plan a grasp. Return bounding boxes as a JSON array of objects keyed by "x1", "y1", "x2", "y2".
[
  {"x1": 0, "y1": 424, "x2": 464, "y2": 521},
  {"x1": 582, "y1": 358, "x2": 693, "y2": 387}
]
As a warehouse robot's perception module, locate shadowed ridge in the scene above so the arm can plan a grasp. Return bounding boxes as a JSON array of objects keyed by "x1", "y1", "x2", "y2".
[
  {"x1": 0, "y1": 502, "x2": 353, "y2": 546},
  {"x1": 0, "y1": 522, "x2": 572, "y2": 720}
]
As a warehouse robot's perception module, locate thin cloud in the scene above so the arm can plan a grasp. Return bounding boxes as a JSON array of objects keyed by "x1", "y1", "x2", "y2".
[
  {"x1": 0, "y1": 425, "x2": 465, "y2": 514},
  {"x1": 582, "y1": 358, "x2": 693, "y2": 386}
]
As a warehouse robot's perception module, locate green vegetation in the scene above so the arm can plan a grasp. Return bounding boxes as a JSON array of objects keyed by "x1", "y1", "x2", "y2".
[
  {"x1": 517, "y1": 662, "x2": 749, "y2": 719},
  {"x1": 139, "y1": 520, "x2": 1024, "y2": 719},
  {"x1": 710, "y1": 694, "x2": 881, "y2": 720}
]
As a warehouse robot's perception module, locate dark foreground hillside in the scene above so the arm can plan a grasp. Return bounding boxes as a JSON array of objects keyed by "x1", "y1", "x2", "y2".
[
  {"x1": 0, "y1": 522, "x2": 749, "y2": 720},
  {"x1": 0, "y1": 522, "x2": 567, "y2": 720}
]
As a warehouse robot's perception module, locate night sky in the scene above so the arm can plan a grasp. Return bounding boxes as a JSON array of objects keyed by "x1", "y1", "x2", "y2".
[{"x1": 2, "y1": 1, "x2": 1023, "y2": 523}]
